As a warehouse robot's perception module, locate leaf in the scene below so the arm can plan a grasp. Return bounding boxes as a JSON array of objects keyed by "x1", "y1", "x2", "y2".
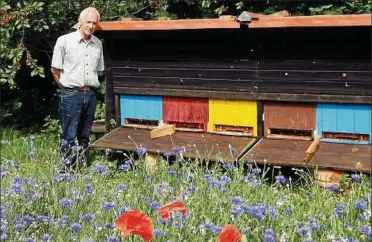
[{"x1": 241, "y1": 234, "x2": 248, "y2": 242}]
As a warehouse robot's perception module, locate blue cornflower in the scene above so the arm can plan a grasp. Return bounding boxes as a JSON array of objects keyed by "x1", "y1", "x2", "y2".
[
  {"x1": 117, "y1": 205, "x2": 131, "y2": 216},
  {"x1": 22, "y1": 215, "x2": 35, "y2": 224},
  {"x1": 52, "y1": 173, "x2": 72, "y2": 182},
  {"x1": 104, "y1": 223, "x2": 114, "y2": 229},
  {"x1": 71, "y1": 145, "x2": 83, "y2": 152},
  {"x1": 335, "y1": 204, "x2": 345, "y2": 216},
  {"x1": 232, "y1": 196, "x2": 244, "y2": 205},
  {"x1": 144, "y1": 175, "x2": 152, "y2": 182},
  {"x1": 148, "y1": 201, "x2": 160, "y2": 211},
  {"x1": 212, "y1": 225, "x2": 222, "y2": 235},
  {"x1": 70, "y1": 223, "x2": 82, "y2": 232},
  {"x1": 14, "y1": 219, "x2": 26, "y2": 231},
  {"x1": 231, "y1": 206, "x2": 243, "y2": 217},
  {"x1": 118, "y1": 163, "x2": 131, "y2": 172},
  {"x1": 54, "y1": 215, "x2": 69, "y2": 228},
  {"x1": 359, "y1": 225, "x2": 372, "y2": 240},
  {"x1": 327, "y1": 184, "x2": 339, "y2": 192},
  {"x1": 28, "y1": 151, "x2": 36, "y2": 158},
  {"x1": 105, "y1": 237, "x2": 119, "y2": 242},
  {"x1": 285, "y1": 208, "x2": 293, "y2": 215},
  {"x1": 168, "y1": 168, "x2": 176, "y2": 176},
  {"x1": 275, "y1": 175, "x2": 287, "y2": 184},
  {"x1": 24, "y1": 238, "x2": 35, "y2": 242},
  {"x1": 164, "y1": 152, "x2": 172, "y2": 158},
  {"x1": 83, "y1": 213, "x2": 94, "y2": 222},
  {"x1": 84, "y1": 184, "x2": 94, "y2": 196},
  {"x1": 118, "y1": 184, "x2": 128, "y2": 192},
  {"x1": 243, "y1": 227, "x2": 251, "y2": 234},
  {"x1": 221, "y1": 162, "x2": 232, "y2": 170},
  {"x1": 92, "y1": 164, "x2": 107, "y2": 174},
  {"x1": 60, "y1": 198, "x2": 73, "y2": 208},
  {"x1": 1, "y1": 140, "x2": 10, "y2": 145},
  {"x1": 136, "y1": 146, "x2": 147, "y2": 157},
  {"x1": 0, "y1": 229, "x2": 7, "y2": 241},
  {"x1": 0, "y1": 166, "x2": 8, "y2": 177},
  {"x1": 351, "y1": 173, "x2": 361, "y2": 181},
  {"x1": 298, "y1": 227, "x2": 309, "y2": 236},
  {"x1": 268, "y1": 207, "x2": 278, "y2": 219},
  {"x1": 264, "y1": 229, "x2": 276, "y2": 242},
  {"x1": 172, "y1": 146, "x2": 185, "y2": 154},
  {"x1": 308, "y1": 218, "x2": 319, "y2": 231},
  {"x1": 102, "y1": 201, "x2": 116, "y2": 212},
  {"x1": 355, "y1": 200, "x2": 367, "y2": 210},
  {"x1": 153, "y1": 228, "x2": 165, "y2": 237},
  {"x1": 229, "y1": 144, "x2": 238, "y2": 156},
  {"x1": 253, "y1": 168, "x2": 262, "y2": 175}
]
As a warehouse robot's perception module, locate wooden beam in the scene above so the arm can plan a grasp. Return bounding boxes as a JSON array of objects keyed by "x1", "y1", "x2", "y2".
[
  {"x1": 96, "y1": 18, "x2": 240, "y2": 31},
  {"x1": 97, "y1": 14, "x2": 371, "y2": 31},
  {"x1": 113, "y1": 87, "x2": 372, "y2": 104},
  {"x1": 303, "y1": 135, "x2": 321, "y2": 163},
  {"x1": 248, "y1": 14, "x2": 371, "y2": 28}
]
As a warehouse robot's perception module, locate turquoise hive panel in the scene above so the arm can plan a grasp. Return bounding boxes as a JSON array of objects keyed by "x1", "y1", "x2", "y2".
[
  {"x1": 316, "y1": 103, "x2": 371, "y2": 144},
  {"x1": 120, "y1": 95, "x2": 162, "y2": 125}
]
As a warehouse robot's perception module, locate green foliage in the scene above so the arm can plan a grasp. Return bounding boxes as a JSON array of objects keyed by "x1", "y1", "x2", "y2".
[{"x1": 41, "y1": 115, "x2": 61, "y2": 134}]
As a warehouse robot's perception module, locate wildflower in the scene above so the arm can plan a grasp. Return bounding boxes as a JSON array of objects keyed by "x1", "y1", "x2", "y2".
[
  {"x1": 59, "y1": 198, "x2": 73, "y2": 208},
  {"x1": 158, "y1": 200, "x2": 188, "y2": 222},
  {"x1": 41, "y1": 233, "x2": 52, "y2": 241},
  {"x1": 105, "y1": 237, "x2": 119, "y2": 242},
  {"x1": 22, "y1": 215, "x2": 35, "y2": 224},
  {"x1": 217, "y1": 225, "x2": 241, "y2": 242},
  {"x1": 105, "y1": 223, "x2": 114, "y2": 229},
  {"x1": 268, "y1": 207, "x2": 278, "y2": 219},
  {"x1": 252, "y1": 168, "x2": 262, "y2": 175},
  {"x1": 118, "y1": 163, "x2": 131, "y2": 172},
  {"x1": 82, "y1": 213, "x2": 94, "y2": 222},
  {"x1": 0, "y1": 166, "x2": 8, "y2": 177},
  {"x1": 243, "y1": 227, "x2": 251, "y2": 234},
  {"x1": 144, "y1": 175, "x2": 152, "y2": 182},
  {"x1": 136, "y1": 146, "x2": 147, "y2": 157},
  {"x1": 297, "y1": 227, "x2": 309, "y2": 236},
  {"x1": 212, "y1": 225, "x2": 223, "y2": 236},
  {"x1": 14, "y1": 219, "x2": 26, "y2": 232},
  {"x1": 1, "y1": 140, "x2": 10, "y2": 145},
  {"x1": 308, "y1": 218, "x2": 319, "y2": 231},
  {"x1": 84, "y1": 184, "x2": 94, "y2": 196},
  {"x1": 168, "y1": 168, "x2": 176, "y2": 176},
  {"x1": 117, "y1": 205, "x2": 131, "y2": 217},
  {"x1": 102, "y1": 201, "x2": 116, "y2": 212},
  {"x1": 359, "y1": 225, "x2": 372, "y2": 240},
  {"x1": 275, "y1": 175, "x2": 287, "y2": 184},
  {"x1": 335, "y1": 204, "x2": 345, "y2": 216},
  {"x1": 71, "y1": 223, "x2": 82, "y2": 232},
  {"x1": 71, "y1": 145, "x2": 83, "y2": 152},
  {"x1": 148, "y1": 201, "x2": 160, "y2": 211},
  {"x1": 92, "y1": 164, "x2": 107, "y2": 174},
  {"x1": 231, "y1": 196, "x2": 244, "y2": 205},
  {"x1": 285, "y1": 208, "x2": 293, "y2": 215},
  {"x1": 351, "y1": 173, "x2": 361, "y2": 181},
  {"x1": 231, "y1": 206, "x2": 242, "y2": 217},
  {"x1": 264, "y1": 229, "x2": 276, "y2": 242},
  {"x1": 118, "y1": 184, "x2": 128, "y2": 192},
  {"x1": 327, "y1": 184, "x2": 339, "y2": 192},
  {"x1": 115, "y1": 210, "x2": 154, "y2": 242},
  {"x1": 24, "y1": 238, "x2": 35, "y2": 242},
  {"x1": 28, "y1": 151, "x2": 36, "y2": 158},
  {"x1": 355, "y1": 200, "x2": 367, "y2": 210},
  {"x1": 153, "y1": 228, "x2": 165, "y2": 237}
]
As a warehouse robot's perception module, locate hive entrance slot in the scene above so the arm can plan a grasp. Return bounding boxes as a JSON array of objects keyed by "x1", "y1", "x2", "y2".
[
  {"x1": 167, "y1": 121, "x2": 204, "y2": 131},
  {"x1": 323, "y1": 132, "x2": 369, "y2": 142},
  {"x1": 125, "y1": 118, "x2": 158, "y2": 128},
  {"x1": 267, "y1": 128, "x2": 313, "y2": 140},
  {"x1": 214, "y1": 124, "x2": 253, "y2": 135}
]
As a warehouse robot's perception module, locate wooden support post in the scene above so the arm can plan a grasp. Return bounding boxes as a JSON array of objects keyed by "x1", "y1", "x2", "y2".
[{"x1": 303, "y1": 135, "x2": 321, "y2": 163}]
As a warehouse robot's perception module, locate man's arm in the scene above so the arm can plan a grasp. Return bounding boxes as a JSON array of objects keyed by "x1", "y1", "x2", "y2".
[{"x1": 51, "y1": 67, "x2": 61, "y2": 86}]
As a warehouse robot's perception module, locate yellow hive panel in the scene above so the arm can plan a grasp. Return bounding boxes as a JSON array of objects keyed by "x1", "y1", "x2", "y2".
[{"x1": 208, "y1": 99, "x2": 257, "y2": 135}]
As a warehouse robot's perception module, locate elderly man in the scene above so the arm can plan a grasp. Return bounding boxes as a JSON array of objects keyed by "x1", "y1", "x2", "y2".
[{"x1": 51, "y1": 7, "x2": 104, "y2": 171}]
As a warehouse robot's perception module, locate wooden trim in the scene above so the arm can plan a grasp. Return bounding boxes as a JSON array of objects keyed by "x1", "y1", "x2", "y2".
[
  {"x1": 257, "y1": 101, "x2": 264, "y2": 138},
  {"x1": 247, "y1": 14, "x2": 371, "y2": 28},
  {"x1": 97, "y1": 18, "x2": 240, "y2": 31},
  {"x1": 97, "y1": 14, "x2": 371, "y2": 31},
  {"x1": 113, "y1": 87, "x2": 372, "y2": 104}
]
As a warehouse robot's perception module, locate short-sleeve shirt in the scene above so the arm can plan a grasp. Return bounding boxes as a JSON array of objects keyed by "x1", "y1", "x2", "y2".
[{"x1": 51, "y1": 29, "x2": 104, "y2": 88}]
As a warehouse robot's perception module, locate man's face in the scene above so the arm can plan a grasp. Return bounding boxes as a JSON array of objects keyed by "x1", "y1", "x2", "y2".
[{"x1": 79, "y1": 11, "x2": 99, "y2": 38}]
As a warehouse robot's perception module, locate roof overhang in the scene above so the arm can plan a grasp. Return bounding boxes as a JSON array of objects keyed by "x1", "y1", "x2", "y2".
[{"x1": 96, "y1": 14, "x2": 371, "y2": 31}]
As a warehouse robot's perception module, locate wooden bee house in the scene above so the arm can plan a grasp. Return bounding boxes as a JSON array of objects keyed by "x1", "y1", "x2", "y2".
[{"x1": 91, "y1": 13, "x2": 371, "y2": 172}]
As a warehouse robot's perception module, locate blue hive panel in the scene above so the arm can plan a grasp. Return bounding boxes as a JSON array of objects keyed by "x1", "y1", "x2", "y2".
[
  {"x1": 316, "y1": 103, "x2": 371, "y2": 144},
  {"x1": 120, "y1": 95, "x2": 163, "y2": 125}
]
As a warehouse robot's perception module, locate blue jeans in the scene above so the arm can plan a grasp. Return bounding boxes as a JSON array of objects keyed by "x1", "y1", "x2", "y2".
[{"x1": 58, "y1": 87, "x2": 96, "y2": 168}]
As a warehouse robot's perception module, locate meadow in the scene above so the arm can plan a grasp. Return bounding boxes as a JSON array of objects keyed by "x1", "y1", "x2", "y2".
[{"x1": 0, "y1": 129, "x2": 371, "y2": 242}]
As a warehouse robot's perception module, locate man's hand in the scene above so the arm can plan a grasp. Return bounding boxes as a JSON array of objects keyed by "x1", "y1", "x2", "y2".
[{"x1": 51, "y1": 67, "x2": 61, "y2": 86}]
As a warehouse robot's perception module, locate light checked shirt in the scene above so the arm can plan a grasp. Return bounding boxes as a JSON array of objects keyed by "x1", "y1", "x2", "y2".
[{"x1": 51, "y1": 29, "x2": 104, "y2": 88}]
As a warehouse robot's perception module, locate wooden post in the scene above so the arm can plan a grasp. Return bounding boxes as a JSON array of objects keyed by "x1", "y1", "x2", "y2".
[{"x1": 303, "y1": 135, "x2": 321, "y2": 163}]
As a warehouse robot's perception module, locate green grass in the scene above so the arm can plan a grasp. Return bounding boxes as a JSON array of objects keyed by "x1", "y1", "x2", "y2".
[{"x1": 0, "y1": 129, "x2": 371, "y2": 242}]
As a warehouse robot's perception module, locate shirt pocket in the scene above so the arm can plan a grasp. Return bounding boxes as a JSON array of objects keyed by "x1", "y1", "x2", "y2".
[{"x1": 89, "y1": 48, "x2": 101, "y2": 72}]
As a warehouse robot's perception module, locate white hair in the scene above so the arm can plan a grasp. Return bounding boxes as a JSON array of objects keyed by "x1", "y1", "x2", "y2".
[{"x1": 79, "y1": 7, "x2": 100, "y2": 22}]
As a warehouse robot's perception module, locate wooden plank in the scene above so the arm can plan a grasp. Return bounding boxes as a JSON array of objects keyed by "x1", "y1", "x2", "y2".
[
  {"x1": 243, "y1": 138, "x2": 371, "y2": 173},
  {"x1": 96, "y1": 14, "x2": 371, "y2": 31},
  {"x1": 96, "y1": 18, "x2": 240, "y2": 31},
  {"x1": 90, "y1": 127, "x2": 257, "y2": 162},
  {"x1": 150, "y1": 124, "x2": 175, "y2": 139},
  {"x1": 113, "y1": 87, "x2": 372, "y2": 104},
  {"x1": 104, "y1": 40, "x2": 117, "y2": 131},
  {"x1": 247, "y1": 14, "x2": 371, "y2": 28}
]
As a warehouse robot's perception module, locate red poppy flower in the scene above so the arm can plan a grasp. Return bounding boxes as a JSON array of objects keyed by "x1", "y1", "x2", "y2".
[
  {"x1": 158, "y1": 200, "x2": 188, "y2": 221},
  {"x1": 115, "y1": 210, "x2": 154, "y2": 241},
  {"x1": 217, "y1": 225, "x2": 241, "y2": 242}
]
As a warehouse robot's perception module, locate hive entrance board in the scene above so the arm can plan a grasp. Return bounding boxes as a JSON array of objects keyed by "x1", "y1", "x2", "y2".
[
  {"x1": 322, "y1": 132, "x2": 369, "y2": 142},
  {"x1": 90, "y1": 127, "x2": 257, "y2": 162},
  {"x1": 242, "y1": 138, "x2": 371, "y2": 173},
  {"x1": 266, "y1": 128, "x2": 313, "y2": 141}
]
